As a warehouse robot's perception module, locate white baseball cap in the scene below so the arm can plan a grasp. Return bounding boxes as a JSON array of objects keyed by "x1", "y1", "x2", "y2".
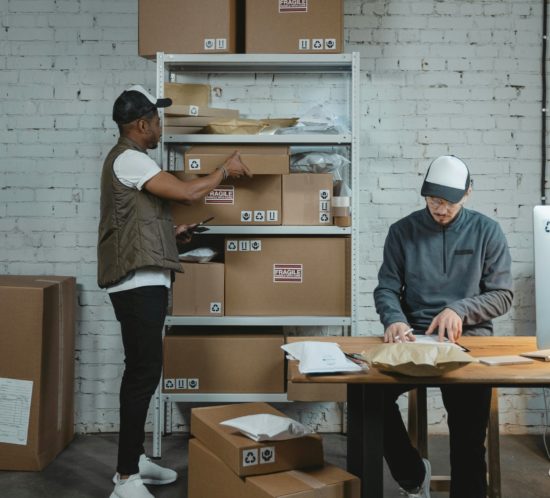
[{"x1": 421, "y1": 155, "x2": 471, "y2": 203}]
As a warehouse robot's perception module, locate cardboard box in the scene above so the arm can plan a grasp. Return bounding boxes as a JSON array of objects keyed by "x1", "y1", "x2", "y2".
[
  {"x1": 282, "y1": 173, "x2": 333, "y2": 225},
  {"x1": 163, "y1": 333, "x2": 285, "y2": 393},
  {"x1": 165, "y1": 105, "x2": 240, "y2": 118},
  {"x1": 171, "y1": 174, "x2": 282, "y2": 226},
  {"x1": 246, "y1": 0, "x2": 343, "y2": 54},
  {"x1": 0, "y1": 276, "x2": 76, "y2": 471},
  {"x1": 191, "y1": 402, "x2": 324, "y2": 477},
  {"x1": 164, "y1": 83, "x2": 211, "y2": 108},
  {"x1": 225, "y1": 237, "x2": 350, "y2": 316},
  {"x1": 189, "y1": 438, "x2": 359, "y2": 498},
  {"x1": 139, "y1": 0, "x2": 238, "y2": 57},
  {"x1": 286, "y1": 381, "x2": 347, "y2": 402},
  {"x1": 184, "y1": 146, "x2": 289, "y2": 175},
  {"x1": 164, "y1": 126, "x2": 204, "y2": 135},
  {"x1": 172, "y1": 263, "x2": 224, "y2": 316}
]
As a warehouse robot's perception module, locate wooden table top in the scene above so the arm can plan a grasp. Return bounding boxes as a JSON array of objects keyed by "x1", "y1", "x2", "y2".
[{"x1": 287, "y1": 336, "x2": 550, "y2": 386}]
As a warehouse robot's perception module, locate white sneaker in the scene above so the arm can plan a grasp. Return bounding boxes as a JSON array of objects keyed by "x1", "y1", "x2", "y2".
[
  {"x1": 399, "y1": 458, "x2": 431, "y2": 498},
  {"x1": 109, "y1": 474, "x2": 154, "y2": 498},
  {"x1": 112, "y1": 455, "x2": 177, "y2": 486}
]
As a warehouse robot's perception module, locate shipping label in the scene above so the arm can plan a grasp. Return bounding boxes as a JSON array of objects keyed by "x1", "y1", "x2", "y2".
[
  {"x1": 273, "y1": 264, "x2": 303, "y2": 283},
  {"x1": 279, "y1": 0, "x2": 307, "y2": 13},
  {"x1": 205, "y1": 186, "x2": 234, "y2": 204}
]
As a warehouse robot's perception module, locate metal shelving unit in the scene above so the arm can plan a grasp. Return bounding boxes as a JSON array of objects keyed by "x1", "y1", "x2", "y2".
[{"x1": 152, "y1": 52, "x2": 360, "y2": 457}]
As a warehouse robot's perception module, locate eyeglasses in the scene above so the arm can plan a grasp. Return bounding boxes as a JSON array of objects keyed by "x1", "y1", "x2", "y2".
[{"x1": 426, "y1": 196, "x2": 462, "y2": 210}]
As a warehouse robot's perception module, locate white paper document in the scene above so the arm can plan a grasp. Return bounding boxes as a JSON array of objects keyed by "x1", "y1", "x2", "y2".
[
  {"x1": 0, "y1": 377, "x2": 33, "y2": 445},
  {"x1": 281, "y1": 341, "x2": 363, "y2": 374}
]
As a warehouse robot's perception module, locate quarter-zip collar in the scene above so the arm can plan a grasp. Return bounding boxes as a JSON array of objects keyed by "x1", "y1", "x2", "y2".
[{"x1": 421, "y1": 205, "x2": 467, "y2": 232}]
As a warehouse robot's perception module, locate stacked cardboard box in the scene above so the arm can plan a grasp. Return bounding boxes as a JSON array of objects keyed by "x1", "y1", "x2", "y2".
[
  {"x1": 163, "y1": 332, "x2": 285, "y2": 393},
  {"x1": 138, "y1": 0, "x2": 239, "y2": 57},
  {"x1": 188, "y1": 402, "x2": 359, "y2": 498},
  {"x1": 0, "y1": 276, "x2": 76, "y2": 471}
]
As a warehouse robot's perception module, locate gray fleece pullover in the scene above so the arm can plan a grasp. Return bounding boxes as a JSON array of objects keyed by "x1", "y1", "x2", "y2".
[{"x1": 374, "y1": 207, "x2": 513, "y2": 335}]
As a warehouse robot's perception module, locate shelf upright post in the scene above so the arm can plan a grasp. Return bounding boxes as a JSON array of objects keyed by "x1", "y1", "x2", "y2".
[{"x1": 350, "y1": 52, "x2": 361, "y2": 337}]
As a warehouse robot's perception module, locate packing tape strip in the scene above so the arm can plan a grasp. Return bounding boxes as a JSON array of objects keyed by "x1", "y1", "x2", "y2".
[
  {"x1": 332, "y1": 196, "x2": 351, "y2": 207},
  {"x1": 287, "y1": 470, "x2": 330, "y2": 498}
]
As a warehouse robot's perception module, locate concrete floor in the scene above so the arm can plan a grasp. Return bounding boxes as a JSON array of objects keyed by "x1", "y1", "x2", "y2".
[{"x1": 0, "y1": 433, "x2": 548, "y2": 497}]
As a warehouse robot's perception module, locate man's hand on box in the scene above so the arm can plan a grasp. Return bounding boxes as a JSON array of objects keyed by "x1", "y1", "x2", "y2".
[
  {"x1": 384, "y1": 322, "x2": 415, "y2": 343},
  {"x1": 224, "y1": 151, "x2": 253, "y2": 179},
  {"x1": 425, "y1": 308, "x2": 462, "y2": 343}
]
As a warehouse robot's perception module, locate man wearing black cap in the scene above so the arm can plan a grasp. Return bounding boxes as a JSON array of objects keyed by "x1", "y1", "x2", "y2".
[
  {"x1": 98, "y1": 85, "x2": 251, "y2": 498},
  {"x1": 374, "y1": 156, "x2": 513, "y2": 498}
]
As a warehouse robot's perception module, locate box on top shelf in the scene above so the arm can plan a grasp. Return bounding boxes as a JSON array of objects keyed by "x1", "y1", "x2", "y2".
[
  {"x1": 225, "y1": 236, "x2": 350, "y2": 316},
  {"x1": 163, "y1": 332, "x2": 285, "y2": 394},
  {"x1": 183, "y1": 146, "x2": 289, "y2": 175},
  {"x1": 282, "y1": 173, "x2": 333, "y2": 225},
  {"x1": 172, "y1": 263, "x2": 224, "y2": 316},
  {"x1": 0, "y1": 276, "x2": 76, "y2": 471},
  {"x1": 171, "y1": 173, "x2": 282, "y2": 226},
  {"x1": 190, "y1": 402, "x2": 324, "y2": 477},
  {"x1": 139, "y1": 0, "x2": 239, "y2": 57},
  {"x1": 246, "y1": 0, "x2": 344, "y2": 54},
  {"x1": 189, "y1": 438, "x2": 360, "y2": 498}
]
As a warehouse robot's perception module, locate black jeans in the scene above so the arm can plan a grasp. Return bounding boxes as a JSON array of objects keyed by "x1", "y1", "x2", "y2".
[
  {"x1": 383, "y1": 384, "x2": 492, "y2": 498},
  {"x1": 109, "y1": 286, "x2": 168, "y2": 476}
]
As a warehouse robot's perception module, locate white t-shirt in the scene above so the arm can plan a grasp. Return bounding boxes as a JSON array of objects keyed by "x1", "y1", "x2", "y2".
[{"x1": 107, "y1": 149, "x2": 172, "y2": 294}]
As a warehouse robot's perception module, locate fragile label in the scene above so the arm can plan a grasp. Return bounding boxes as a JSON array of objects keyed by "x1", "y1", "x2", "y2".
[
  {"x1": 273, "y1": 264, "x2": 303, "y2": 283},
  {"x1": 319, "y1": 189, "x2": 331, "y2": 201},
  {"x1": 204, "y1": 38, "x2": 215, "y2": 50},
  {"x1": 241, "y1": 210, "x2": 253, "y2": 222},
  {"x1": 188, "y1": 378, "x2": 199, "y2": 390},
  {"x1": 279, "y1": 0, "x2": 307, "y2": 13},
  {"x1": 325, "y1": 39, "x2": 337, "y2": 50},
  {"x1": 205, "y1": 186, "x2": 234, "y2": 204}
]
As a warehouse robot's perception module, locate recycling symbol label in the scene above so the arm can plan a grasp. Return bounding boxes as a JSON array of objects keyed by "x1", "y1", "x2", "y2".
[
  {"x1": 189, "y1": 105, "x2": 199, "y2": 116},
  {"x1": 320, "y1": 190, "x2": 330, "y2": 200},
  {"x1": 545, "y1": 221, "x2": 550, "y2": 233},
  {"x1": 188, "y1": 378, "x2": 199, "y2": 390},
  {"x1": 251, "y1": 240, "x2": 262, "y2": 251},
  {"x1": 210, "y1": 302, "x2": 222, "y2": 314},
  {"x1": 189, "y1": 159, "x2": 201, "y2": 170},
  {"x1": 241, "y1": 211, "x2": 252, "y2": 222},
  {"x1": 260, "y1": 447, "x2": 275, "y2": 464},
  {"x1": 320, "y1": 212, "x2": 330, "y2": 224},
  {"x1": 313, "y1": 39, "x2": 323, "y2": 50},
  {"x1": 204, "y1": 38, "x2": 215, "y2": 50},
  {"x1": 227, "y1": 240, "x2": 238, "y2": 251},
  {"x1": 164, "y1": 378, "x2": 175, "y2": 390},
  {"x1": 325, "y1": 38, "x2": 336, "y2": 50},
  {"x1": 242, "y1": 449, "x2": 258, "y2": 467},
  {"x1": 254, "y1": 211, "x2": 266, "y2": 222}
]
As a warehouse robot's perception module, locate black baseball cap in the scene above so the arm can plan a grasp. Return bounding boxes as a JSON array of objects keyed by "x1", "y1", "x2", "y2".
[
  {"x1": 421, "y1": 155, "x2": 471, "y2": 203},
  {"x1": 112, "y1": 84, "x2": 172, "y2": 125}
]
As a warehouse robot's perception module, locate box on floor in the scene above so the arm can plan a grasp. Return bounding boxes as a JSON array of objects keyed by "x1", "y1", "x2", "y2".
[
  {"x1": 225, "y1": 236, "x2": 350, "y2": 316},
  {"x1": 163, "y1": 332, "x2": 285, "y2": 393},
  {"x1": 171, "y1": 173, "x2": 282, "y2": 226},
  {"x1": 139, "y1": 0, "x2": 239, "y2": 57},
  {"x1": 246, "y1": 0, "x2": 344, "y2": 54},
  {"x1": 0, "y1": 276, "x2": 76, "y2": 471},
  {"x1": 188, "y1": 438, "x2": 359, "y2": 498},
  {"x1": 190, "y1": 402, "x2": 324, "y2": 477}
]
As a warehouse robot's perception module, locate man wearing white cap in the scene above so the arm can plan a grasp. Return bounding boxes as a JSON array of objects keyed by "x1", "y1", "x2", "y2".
[
  {"x1": 374, "y1": 156, "x2": 513, "y2": 498},
  {"x1": 98, "y1": 85, "x2": 251, "y2": 498}
]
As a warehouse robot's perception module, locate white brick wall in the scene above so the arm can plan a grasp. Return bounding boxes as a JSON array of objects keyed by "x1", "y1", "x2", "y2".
[{"x1": 1, "y1": 0, "x2": 548, "y2": 435}]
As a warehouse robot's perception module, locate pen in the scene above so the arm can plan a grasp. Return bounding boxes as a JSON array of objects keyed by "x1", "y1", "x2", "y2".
[{"x1": 403, "y1": 327, "x2": 414, "y2": 336}]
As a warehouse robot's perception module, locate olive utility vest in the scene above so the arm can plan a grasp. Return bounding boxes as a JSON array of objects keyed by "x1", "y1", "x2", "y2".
[{"x1": 97, "y1": 137, "x2": 181, "y2": 289}]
